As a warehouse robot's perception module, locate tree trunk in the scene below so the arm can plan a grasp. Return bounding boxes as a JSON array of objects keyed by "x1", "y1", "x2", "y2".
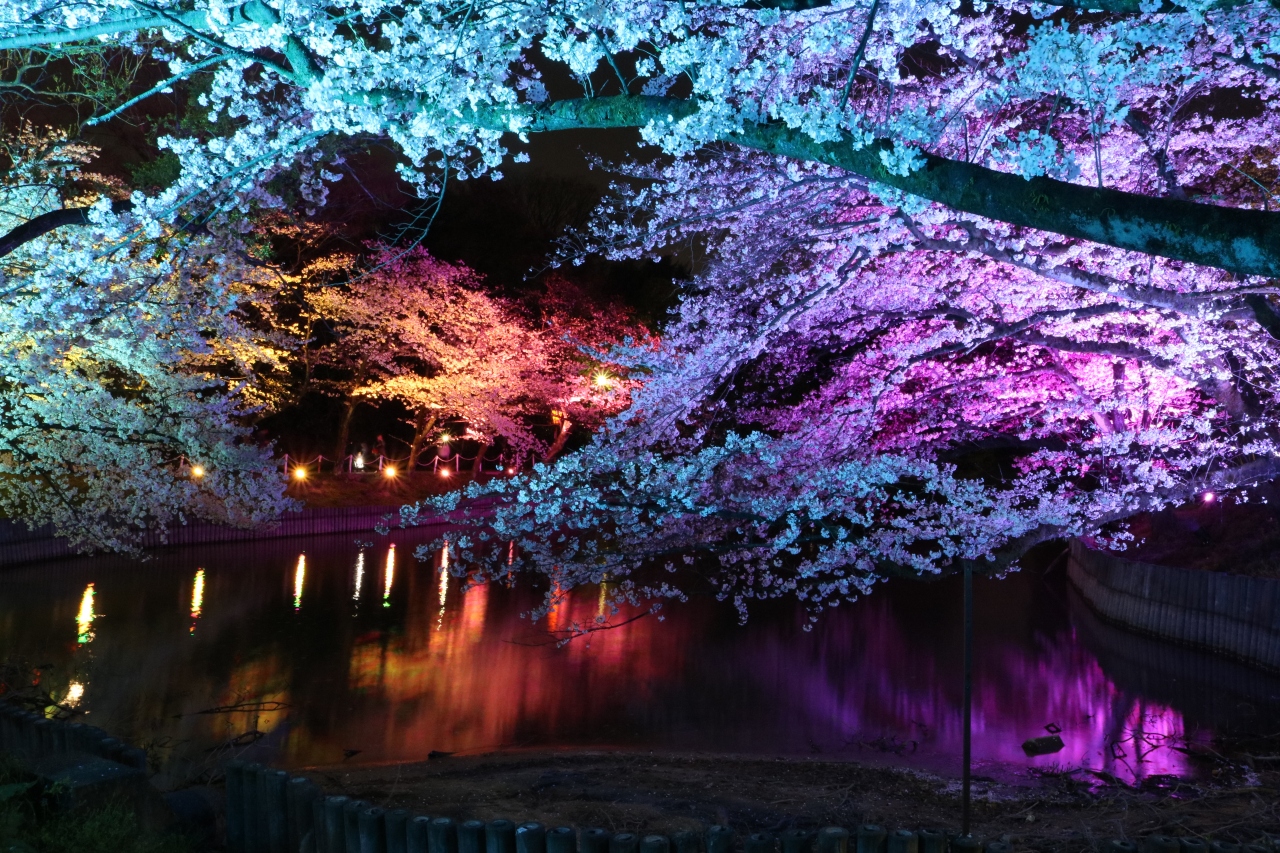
[
  {"x1": 334, "y1": 397, "x2": 360, "y2": 468},
  {"x1": 472, "y1": 441, "x2": 491, "y2": 478},
  {"x1": 408, "y1": 410, "x2": 438, "y2": 471},
  {"x1": 543, "y1": 419, "x2": 572, "y2": 462}
]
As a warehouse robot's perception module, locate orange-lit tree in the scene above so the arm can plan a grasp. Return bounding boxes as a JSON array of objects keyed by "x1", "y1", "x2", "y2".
[{"x1": 308, "y1": 248, "x2": 641, "y2": 471}]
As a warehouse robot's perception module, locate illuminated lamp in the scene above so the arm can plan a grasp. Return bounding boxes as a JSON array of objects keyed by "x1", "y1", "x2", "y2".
[
  {"x1": 1203, "y1": 491, "x2": 1215, "y2": 504},
  {"x1": 294, "y1": 468, "x2": 307, "y2": 481},
  {"x1": 440, "y1": 468, "x2": 451, "y2": 478},
  {"x1": 190, "y1": 465, "x2": 205, "y2": 478},
  {"x1": 384, "y1": 466, "x2": 397, "y2": 478}
]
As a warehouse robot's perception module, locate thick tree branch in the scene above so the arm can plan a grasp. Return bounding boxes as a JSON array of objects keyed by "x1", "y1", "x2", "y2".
[
  {"x1": 745, "y1": 0, "x2": 1271, "y2": 12},
  {"x1": 0, "y1": 206, "x2": 90, "y2": 258},
  {"x1": 0, "y1": 8, "x2": 222, "y2": 51},
  {"x1": 502, "y1": 96, "x2": 1280, "y2": 277}
]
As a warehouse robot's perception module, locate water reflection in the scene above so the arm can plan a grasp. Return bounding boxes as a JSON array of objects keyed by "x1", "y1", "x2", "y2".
[
  {"x1": 75, "y1": 583, "x2": 95, "y2": 645},
  {"x1": 353, "y1": 551, "x2": 365, "y2": 603},
  {"x1": 0, "y1": 534, "x2": 1276, "y2": 783},
  {"x1": 190, "y1": 569, "x2": 205, "y2": 635},
  {"x1": 293, "y1": 556, "x2": 306, "y2": 611},
  {"x1": 383, "y1": 545, "x2": 395, "y2": 609}
]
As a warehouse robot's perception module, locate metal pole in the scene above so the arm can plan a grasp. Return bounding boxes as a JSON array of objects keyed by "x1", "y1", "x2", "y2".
[{"x1": 961, "y1": 560, "x2": 973, "y2": 838}]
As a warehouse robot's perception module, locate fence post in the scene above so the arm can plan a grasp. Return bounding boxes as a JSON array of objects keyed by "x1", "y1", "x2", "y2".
[
  {"x1": 360, "y1": 806, "x2": 387, "y2": 853},
  {"x1": 547, "y1": 828, "x2": 577, "y2": 853},
  {"x1": 517, "y1": 824, "x2": 547, "y2": 853},
  {"x1": 324, "y1": 795, "x2": 351, "y2": 853},
  {"x1": 581, "y1": 830, "x2": 610, "y2": 853},
  {"x1": 386, "y1": 809, "x2": 411, "y2": 853},
  {"x1": 816, "y1": 828, "x2": 849, "y2": 853},
  {"x1": 671, "y1": 833, "x2": 698, "y2": 853},
  {"x1": 918, "y1": 830, "x2": 946, "y2": 853},
  {"x1": 459, "y1": 820, "x2": 487, "y2": 853},
  {"x1": 242, "y1": 763, "x2": 265, "y2": 853},
  {"x1": 409, "y1": 816, "x2": 434, "y2": 853},
  {"x1": 225, "y1": 761, "x2": 246, "y2": 853},
  {"x1": 263, "y1": 769, "x2": 289, "y2": 853},
  {"x1": 887, "y1": 831, "x2": 917, "y2": 853},
  {"x1": 857, "y1": 826, "x2": 887, "y2": 853},
  {"x1": 344, "y1": 799, "x2": 369, "y2": 853},
  {"x1": 428, "y1": 817, "x2": 458, "y2": 853},
  {"x1": 611, "y1": 835, "x2": 639, "y2": 853},
  {"x1": 289, "y1": 776, "x2": 321, "y2": 853},
  {"x1": 707, "y1": 828, "x2": 734, "y2": 853},
  {"x1": 489, "y1": 820, "x2": 517, "y2": 853}
]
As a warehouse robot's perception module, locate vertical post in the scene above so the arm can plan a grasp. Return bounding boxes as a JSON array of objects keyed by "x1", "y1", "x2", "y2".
[
  {"x1": 386, "y1": 809, "x2": 410, "y2": 853},
  {"x1": 264, "y1": 769, "x2": 289, "y2": 853},
  {"x1": 548, "y1": 828, "x2": 578, "y2": 853},
  {"x1": 428, "y1": 817, "x2": 457, "y2": 853},
  {"x1": 288, "y1": 776, "x2": 320, "y2": 853},
  {"x1": 962, "y1": 560, "x2": 974, "y2": 839},
  {"x1": 226, "y1": 761, "x2": 246, "y2": 853},
  {"x1": 243, "y1": 763, "x2": 265, "y2": 853}
]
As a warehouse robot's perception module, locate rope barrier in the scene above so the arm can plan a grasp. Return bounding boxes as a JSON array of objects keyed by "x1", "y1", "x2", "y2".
[{"x1": 271, "y1": 447, "x2": 511, "y2": 479}]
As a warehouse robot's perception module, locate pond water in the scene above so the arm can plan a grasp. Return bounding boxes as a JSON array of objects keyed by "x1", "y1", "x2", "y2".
[{"x1": 2, "y1": 529, "x2": 1279, "y2": 786}]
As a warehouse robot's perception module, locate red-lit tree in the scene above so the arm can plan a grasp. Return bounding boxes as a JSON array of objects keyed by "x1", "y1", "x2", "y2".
[{"x1": 308, "y1": 248, "x2": 640, "y2": 470}]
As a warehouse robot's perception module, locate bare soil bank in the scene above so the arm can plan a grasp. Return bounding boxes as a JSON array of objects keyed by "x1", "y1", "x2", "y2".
[
  {"x1": 1120, "y1": 485, "x2": 1280, "y2": 579},
  {"x1": 299, "y1": 747, "x2": 1280, "y2": 852}
]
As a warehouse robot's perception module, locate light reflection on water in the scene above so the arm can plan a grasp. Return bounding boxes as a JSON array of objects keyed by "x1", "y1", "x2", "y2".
[{"x1": 1, "y1": 532, "x2": 1277, "y2": 783}]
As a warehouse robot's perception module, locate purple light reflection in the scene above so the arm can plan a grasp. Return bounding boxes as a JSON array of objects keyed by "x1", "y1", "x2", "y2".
[{"x1": 0, "y1": 536, "x2": 1273, "y2": 781}]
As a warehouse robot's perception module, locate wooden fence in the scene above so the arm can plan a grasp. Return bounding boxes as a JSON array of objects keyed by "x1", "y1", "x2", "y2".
[{"x1": 1067, "y1": 539, "x2": 1280, "y2": 673}]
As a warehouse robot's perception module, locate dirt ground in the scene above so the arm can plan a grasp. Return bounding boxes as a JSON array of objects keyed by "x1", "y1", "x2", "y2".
[
  {"x1": 1119, "y1": 486, "x2": 1280, "y2": 579},
  {"x1": 299, "y1": 742, "x2": 1280, "y2": 853}
]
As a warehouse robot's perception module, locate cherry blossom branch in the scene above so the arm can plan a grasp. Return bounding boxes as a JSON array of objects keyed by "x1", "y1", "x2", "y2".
[
  {"x1": 486, "y1": 96, "x2": 1280, "y2": 276},
  {"x1": 0, "y1": 206, "x2": 90, "y2": 259},
  {"x1": 908, "y1": 303, "x2": 1133, "y2": 363},
  {"x1": 896, "y1": 211, "x2": 1272, "y2": 321}
]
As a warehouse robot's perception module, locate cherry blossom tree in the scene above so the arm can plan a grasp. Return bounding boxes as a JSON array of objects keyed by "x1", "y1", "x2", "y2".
[
  {"x1": 3, "y1": 0, "x2": 1280, "y2": 584},
  {"x1": 0, "y1": 127, "x2": 294, "y2": 552},
  {"x1": 306, "y1": 248, "x2": 638, "y2": 469}
]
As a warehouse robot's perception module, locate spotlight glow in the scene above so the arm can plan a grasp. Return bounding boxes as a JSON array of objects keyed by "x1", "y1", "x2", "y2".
[
  {"x1": 383, "y1": 465, "x2": 397, "y2": 478},
  {"x1": 190, "y1": 465, "x2": 204, "y2": 478},
  {"x1": 293, "y1": 467, "x2": 307, "y2": 480}
]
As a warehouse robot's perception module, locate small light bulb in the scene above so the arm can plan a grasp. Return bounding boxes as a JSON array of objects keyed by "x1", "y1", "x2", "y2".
[
  {"x1": 384, "y1": 466, "x2": 397, "y2": 478},
  {"x1": 190, "y1": 465, "x2": 204, "y2": 478},
  {"x1": 294, "y1": 468, "x2": 307, "y2": 481},
  {"x1": 1203, "y1": 491, "x2": 1215, "y2": 504},
  {"x1": 440, "y1": 468, "x2": 451, "y2": 478}
]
